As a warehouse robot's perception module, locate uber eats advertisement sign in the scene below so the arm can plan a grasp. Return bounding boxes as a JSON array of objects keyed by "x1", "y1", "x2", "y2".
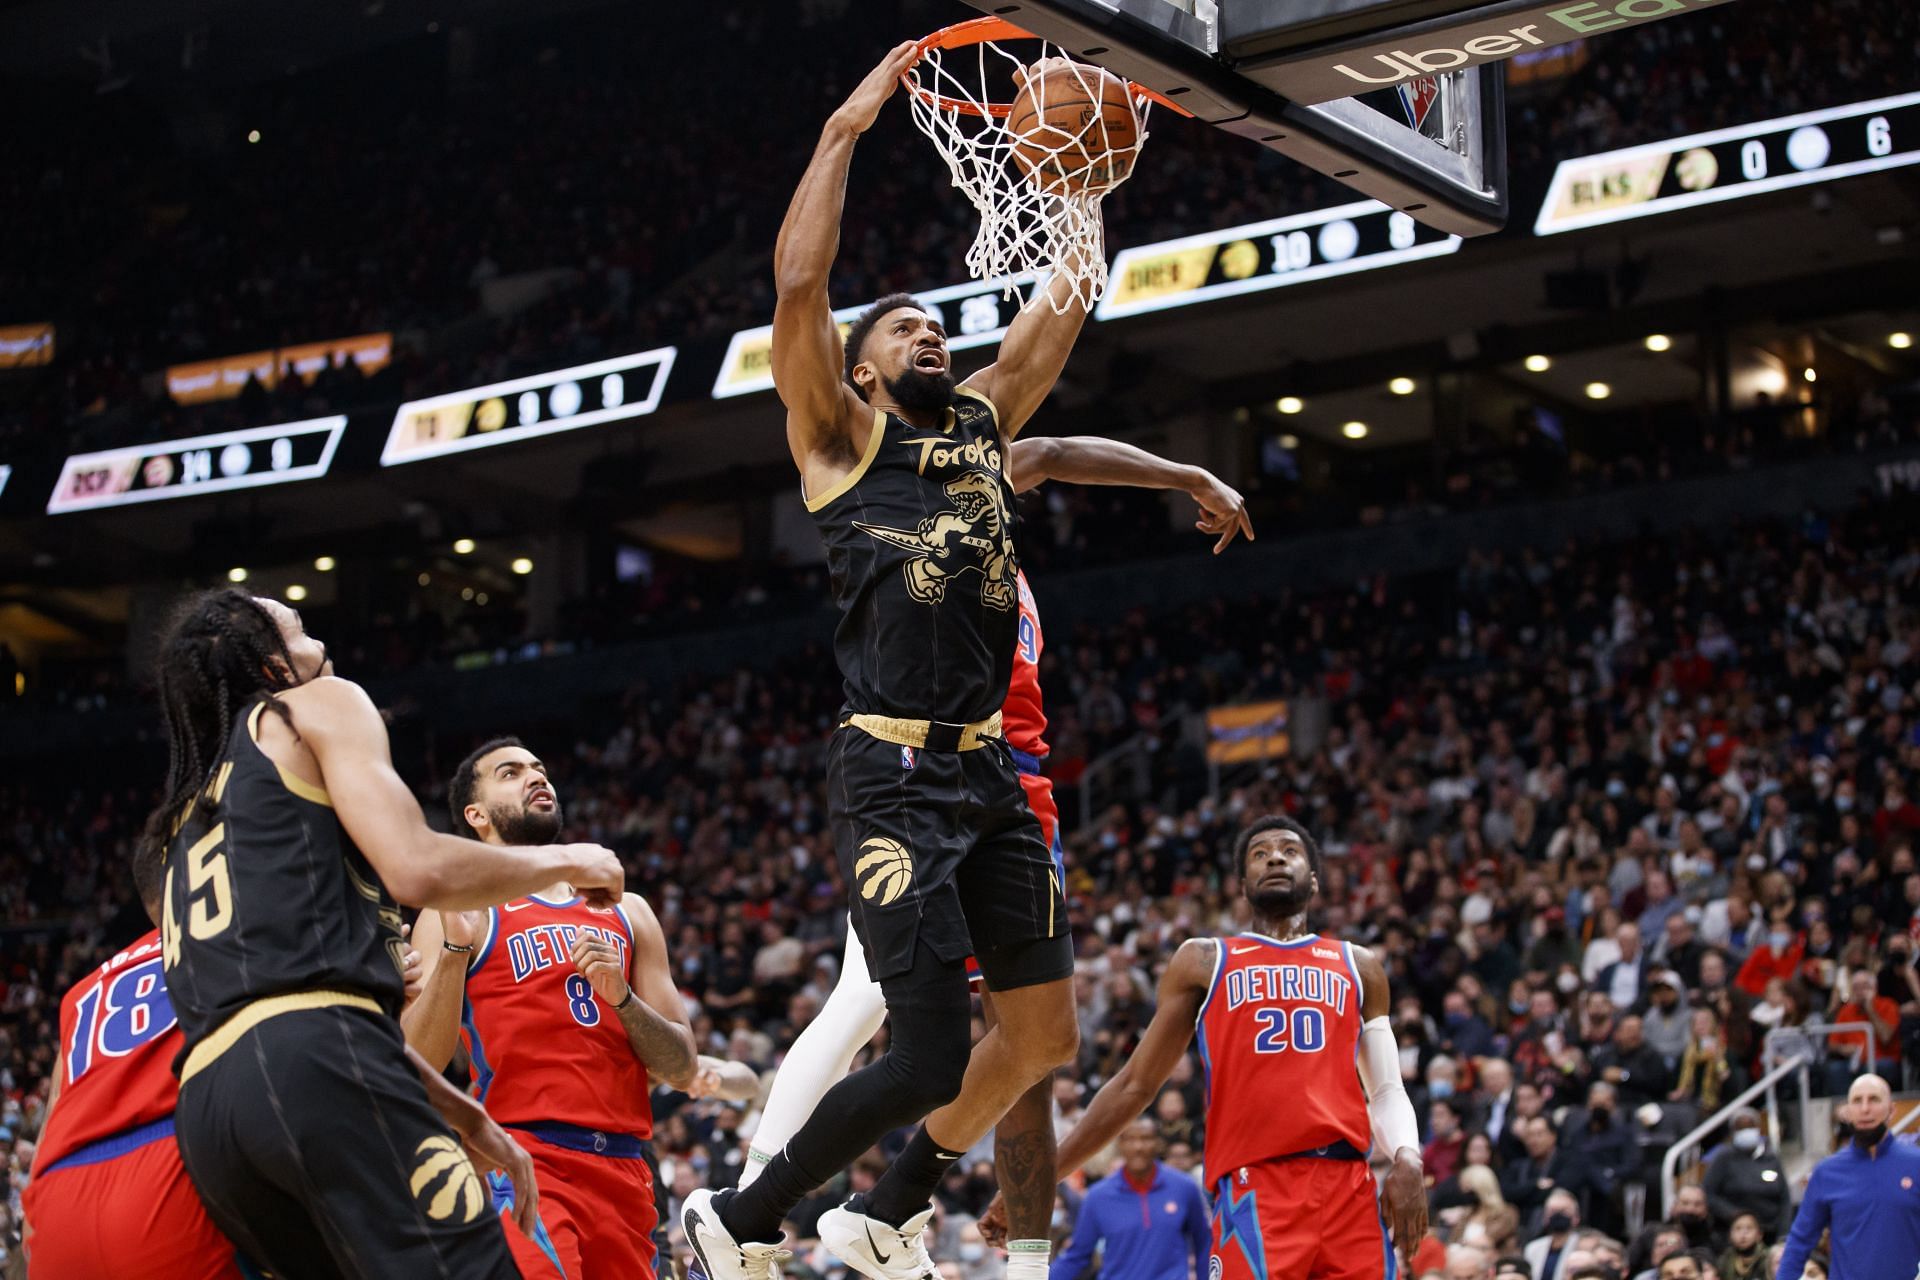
[{"x1": 1227, "y1": 0, "x2": 1738, "y2": 104}]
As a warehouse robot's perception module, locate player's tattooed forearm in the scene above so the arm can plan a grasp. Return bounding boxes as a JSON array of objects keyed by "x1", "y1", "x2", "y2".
[{"x1": 618, "y1": 999, "x2": 697, "y2": 1082}]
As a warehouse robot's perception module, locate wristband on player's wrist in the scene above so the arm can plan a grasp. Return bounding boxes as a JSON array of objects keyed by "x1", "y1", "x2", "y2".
[
  {"x1": 443, "y1": 941, "x2": 475, "y2": 954},
  {"x1": 614, "y1": 985, "x2": 635, "y2": 1011}
]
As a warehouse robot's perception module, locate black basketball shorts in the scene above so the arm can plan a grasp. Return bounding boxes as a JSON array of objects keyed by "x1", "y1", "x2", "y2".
[
  {"x1": 174, "y1": 998, "x2": 520, "y2": 1280},
  {"x1": 827, "y1": 726, "x2": 1072, "y2": 991}
]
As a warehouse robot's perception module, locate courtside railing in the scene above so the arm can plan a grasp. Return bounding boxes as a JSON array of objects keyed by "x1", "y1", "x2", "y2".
[{"x1": 1661, "y1": 1052, "x2": 1814, "y2": 1218}]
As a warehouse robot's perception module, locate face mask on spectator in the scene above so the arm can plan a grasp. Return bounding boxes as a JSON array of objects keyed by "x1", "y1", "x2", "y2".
[
  {"x1": 1769, "y1": 930, "x2": 1791, "y2": 950},
  {"x1": 1731, "y1": 1128, "x2": 1761, "y2": 1152},
  {"x1": 1545, "y1": 1212, "x2": 1574, "y2": 1234},
  {"x1": 1430, "y1": 1079, "x2": 1455, "y2": 1099},
  {"x1": 961, "y1": 1245, "x2": 986, "y2": 1262},
  {"x1": 1510, "y1": 997, "x2": 1530, "y2": 1014},
  {"x1": 1835, "y1": 795, "x2": 1854, "y2": 811},
  {"x1": 1606, "y1": 780, "x2": 1627, "y2": 797},
  {"x1": 1557, "y1": 972, "x2": 1580, "y2": 994}
]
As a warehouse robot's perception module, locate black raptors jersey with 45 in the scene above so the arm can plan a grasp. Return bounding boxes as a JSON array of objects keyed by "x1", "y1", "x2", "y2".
[
  {"x1": 162, "y1": 696, "x2": 406, "y2": 1056},
  {"x1": 806, "y1": 385, "x2": 1019, "y2": 724}
]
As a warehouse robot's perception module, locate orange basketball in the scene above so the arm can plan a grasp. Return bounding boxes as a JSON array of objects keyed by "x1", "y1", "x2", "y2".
[{"x1": 1005, "y1": 62, "x2": 1140, "y2": 197}]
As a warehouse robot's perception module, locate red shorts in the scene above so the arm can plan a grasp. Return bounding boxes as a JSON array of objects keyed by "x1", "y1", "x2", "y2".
[
  {"x1": 23, "y1": 1129, "x2": 242, "y2": 1280},
  {"x1": 495, "y1": 1134, "x2": 659, "y2": 1280},
  {"x1": 1211, "y1": 1157, "x2": 1394, "y2": 1280}
]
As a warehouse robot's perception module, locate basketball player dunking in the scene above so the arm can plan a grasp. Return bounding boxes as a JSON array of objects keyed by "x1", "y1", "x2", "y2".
[
  {"x1": 984, "y1": 816, "x2": 1428, "y2": 1280},
  {"x1": 738, "y1": 433, "x2": 1253, "y2": 1270},
  {"x1": 684, "y1": 41, "x2": 1128, "y2": 1280},
  {"x1": 404, "y1": 737, "x2": 699, "y2": 1280},
  {"x1": 141, "y1": 589, "x2": 626, "y2": 1277}
]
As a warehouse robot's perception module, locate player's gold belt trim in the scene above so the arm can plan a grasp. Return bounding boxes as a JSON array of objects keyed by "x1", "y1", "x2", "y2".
[
  {"x1": 842, "y1": 710, "x2": 1003, "y2": 752},
  {"x1": 180, "y1": 990, "x2": 385, "y2": 1086}
]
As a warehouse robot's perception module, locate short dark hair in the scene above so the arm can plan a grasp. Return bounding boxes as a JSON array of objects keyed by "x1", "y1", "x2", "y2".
[
  {"x1": 448, "y1": 736, "x2": 528, "y2": 837},
  {"x1": 1234, "y1": 813, "x2": 1323, "y2": 883},
  {"x1": 843, "y1": 292, "x2": 925, "y2": 400}
]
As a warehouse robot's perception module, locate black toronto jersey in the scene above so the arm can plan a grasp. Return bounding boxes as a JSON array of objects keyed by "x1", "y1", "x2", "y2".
[
  {"x1": 806, "y1": 386, "x2": 1019, "y2": 724},
  {"x1": 161, "y1": 696, "x2": 406, "y2": 1059}
]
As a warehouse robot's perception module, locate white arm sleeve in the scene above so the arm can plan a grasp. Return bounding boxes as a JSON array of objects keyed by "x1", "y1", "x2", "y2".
[{"x1": 1357, "y1": 1015, "x2": 1421, "y2": 1162}]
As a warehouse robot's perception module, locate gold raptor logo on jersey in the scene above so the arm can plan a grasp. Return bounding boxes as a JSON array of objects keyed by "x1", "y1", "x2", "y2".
[
  {"x1": 410, "y1": 1135, "x2": 484, "y2": 1224},
  {"x1": 854, "y1": 470, "x2": 1015, "y2": 611}
]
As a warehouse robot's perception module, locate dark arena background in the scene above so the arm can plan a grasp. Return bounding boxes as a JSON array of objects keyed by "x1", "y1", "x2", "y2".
[{"x1": 1, "y1": 0, "x2": 1919, "y2": 1276}]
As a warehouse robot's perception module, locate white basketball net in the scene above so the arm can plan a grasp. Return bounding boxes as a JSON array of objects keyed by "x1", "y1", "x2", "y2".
[{"x1": 905, "y1": 37, "x2": 1151, "y2": 315}]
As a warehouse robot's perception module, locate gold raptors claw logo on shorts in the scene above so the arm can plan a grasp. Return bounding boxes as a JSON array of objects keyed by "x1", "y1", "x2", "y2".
[
  {"x1": 856, "y1": 837, "x2": 915, "y2": 906},
  {"x1": 855, "y1": 470, "x2": 1015, "y2": 611},
  {"x1": 410, "y1": 1135, "x2": 484, "y2": 1224}
]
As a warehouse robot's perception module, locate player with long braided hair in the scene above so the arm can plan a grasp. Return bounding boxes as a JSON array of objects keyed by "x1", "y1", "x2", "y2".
[{"x1": 140, "y1": 588, "x2": 628, "y2": 1276}]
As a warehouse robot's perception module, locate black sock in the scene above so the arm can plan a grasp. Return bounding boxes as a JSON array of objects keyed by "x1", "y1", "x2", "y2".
[
  {"x1": 723, "y1": 1159, "x2": 820, "y2": 1244},
  {"x1": 866, "y1": 1125, "x2": 964, "y2": 1227}
]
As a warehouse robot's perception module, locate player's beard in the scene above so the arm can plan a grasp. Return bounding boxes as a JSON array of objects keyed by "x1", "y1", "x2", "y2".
[
  {"x1": 1248, "y1": 881, "x2": 1313, "y2": 920},
  {"x1": 488, "y1": 799, "x2": 563, "y2": 845},
  {"x1": 883, "y1": 366, "x2": 955, "y2": 413}
]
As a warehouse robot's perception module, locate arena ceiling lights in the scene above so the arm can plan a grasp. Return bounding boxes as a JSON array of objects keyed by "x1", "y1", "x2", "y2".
[
  {"x1": 1535, "y1": 90, "x2": 1920, "y2": 236},
  {"x1": 381, "y1": 347, "x2": 676, "y2": 466},
  {"x1": 46, "y1": 417, "x2": 348, "y2": 514},
  {"x1": 1093, "y1": 201, "x2": 1462, "y2": 321}
]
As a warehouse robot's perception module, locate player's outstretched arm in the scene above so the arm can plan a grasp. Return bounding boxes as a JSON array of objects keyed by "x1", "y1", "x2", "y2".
[
  {"x1": 687, "y1": 1055, "x2": 762, "y2": 1102},
  {"x1": 288, "y1": 677, "x2": 624, "y2": 910},
  {"x1": 1061, "y1": 937, "x2": 1215, "y2": 1173},
  {"x1": 773, "y1": 42, "x2": 917, "y2": 474},
  {"x1": 1353, "y1": 945, "x2": 1428, "y2": 1263},
  {"x1": 571, "y1": 892, "x2": 698, "y2": 1089},
  {"x1": 1008, "y1": 435, "x2": 1254, "y2": 552}
]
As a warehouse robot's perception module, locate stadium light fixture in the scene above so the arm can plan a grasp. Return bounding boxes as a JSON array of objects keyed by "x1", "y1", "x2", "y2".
[
  {"x1": 461, "y1": 587, "x2": 475, "y2": 601},
  {"x1": 313, "y1": 555, "x2": 336, "y2": 572},
  {"x1": 247, "y1": 129, "x2": 261, "y2": 144},
  {"x1": 227, "y1": 567, "x2": 248, "y2": 583},
  {"x1": 453, "y1": 538, "x2": 476, "y2": 554},
  {"x1": 1524, "y1": 355, "x2": 1551, "y2": 373},
  {"x1": 1278, "y1": 434, "x2": 1300, "y2": 450},
  {"x1": 477, "y1": 592, "x2": 490, "y2": 606},
  {"x1": 1644, "y1": 334, "x2": 1672, "y2": 352},
  {"x1": 417, "y1": 572, "x2": 431, "y2": 586},
  {"x1": 1388, "y1": 377, "x2": 1416, "y2": 396},
  {"x1": 1803, "y1": 367, "x2": 1817, "y2": 383},
  {"x1": 1275, "y1": 396, "x2": 1304, "y2": 415},
  {"x1": 511, "y1": 557, "x2": 534, "y2": 575},
  {"x1": 1341, "y1": 421, "x2": 1369, "y2": 440},
  {"x1": 1585, "y1": 382, "x2": 1612, "y2": 400},
  {"x1": 285, "y1": 584, "x2": 308, "y2": 602},
  {"x1": 1891, "y1": 332, "x2": 1913, "y2": 349}
]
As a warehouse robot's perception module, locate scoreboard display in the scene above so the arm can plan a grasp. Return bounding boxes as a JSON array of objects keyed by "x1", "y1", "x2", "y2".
[
  {"x1": 47, "y1": 418, "x2": 346, "y2": 515},
  {"x1": 711, "y1": 275, "x2": 1040, "y2": 399},
  {"x1": 1095, "y1": 201, "x2": 1461, "y2": 320},
  {"x1": 382, "y1": 347, "x2": 676, "y2": 466},
  {"x1": 1536, "y1": 91, "x2": 1920, "y2": 235}
]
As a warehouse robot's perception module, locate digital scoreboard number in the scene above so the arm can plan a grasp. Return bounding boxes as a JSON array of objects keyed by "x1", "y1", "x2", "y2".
[
  {"x1": 382, "y1": 347, "x2": 677, "y2": 466},
  {"x1": 47, "y1": 417, "x2": 346, "y2": 514},
  {"x1": 1536, "y1": 91, "x2": 1920, "y2": 235},
  {"x1": 1095, "y1": 201, "x2": 1461, "y2": 320}
]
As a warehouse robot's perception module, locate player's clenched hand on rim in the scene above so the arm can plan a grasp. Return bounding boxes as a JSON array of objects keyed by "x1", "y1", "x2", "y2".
[
  {"x1": 1380, "y1": 1151, "x2": 1428, "y2": 1266},
  {"x1": 571, "y1": 930, "x2": 632, "y2": 1007},
  {"x1": 830, "y1": 40, "x2": 920, "y2": 138}
]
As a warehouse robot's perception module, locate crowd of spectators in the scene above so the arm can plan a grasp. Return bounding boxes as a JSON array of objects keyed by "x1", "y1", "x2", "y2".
[
  {"x1": 2, "y1": 484, "x2": 1918, "y2": 1274},
  {"x1": 3, "y1": 0, "x2": 1917, "y2": 454}
]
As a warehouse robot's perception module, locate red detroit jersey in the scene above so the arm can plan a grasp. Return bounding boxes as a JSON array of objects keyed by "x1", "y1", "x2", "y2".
[
  {"x1": 462, "y1": 893, "x2": 655, "y2": 1137},
  {"x1": 34, "y1": 929, "x2": 181, "y2": 1174},
  {"x1": 1195, "y1": 932, "x2": 1370, "y2": 1184},
  {"x1": 1003, "y1": 569, "x2": 1049, "y2": 758}
]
